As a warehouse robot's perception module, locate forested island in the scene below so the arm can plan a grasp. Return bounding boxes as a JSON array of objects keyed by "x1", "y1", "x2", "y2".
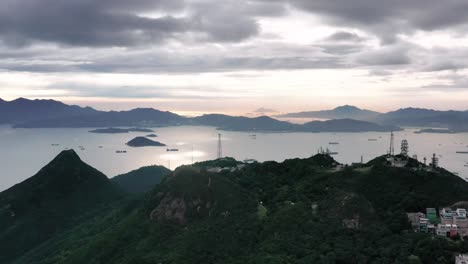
[
  {"x1": 89, "y1": 128, "x2": 155, "y2": 134},
  {"x1": 126, "y1": 137, "x2": 167, "y2": 147}
]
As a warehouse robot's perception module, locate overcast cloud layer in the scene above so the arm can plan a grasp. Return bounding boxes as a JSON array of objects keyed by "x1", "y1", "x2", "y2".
[{"x1": 1, "y1": 0, "x2": 468, "y2": 112}]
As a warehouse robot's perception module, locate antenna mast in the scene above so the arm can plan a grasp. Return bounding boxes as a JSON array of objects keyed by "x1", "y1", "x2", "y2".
[
  {"x1": 401, "y1": 139, "x2": 409, "y2": 157},
  {"x1": 389, "y1": 131, "x2": 395, "y2": 156},
  {"x1": 217, "y1": 133, "x2": 223, "y2": 159}
]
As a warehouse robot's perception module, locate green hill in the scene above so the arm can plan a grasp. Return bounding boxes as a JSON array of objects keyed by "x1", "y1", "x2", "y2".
[
  {"x1": 111, "y1": 166, "x2": 172, "y2": 194},
  {"x1": 7, "y1": 153, "x2": 468, "y2": 264},
  {"x1": 0, "y1": 150, "x2": 123, "y2": 263}
]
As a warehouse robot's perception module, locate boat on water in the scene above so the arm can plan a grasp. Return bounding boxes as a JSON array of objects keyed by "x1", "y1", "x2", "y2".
[
  {"x1": 166, "y1": 148, "x2": 179, "y2": 152},
  {"x1": 116, "y1": 150, "x2": 127, "y2": 154},
  {"x1": 368, "y1": 139, "x2": 377, "y2": 141},
  {"x1": 329, "y1": 142, "x2": 339, "y2": 145},
  {"x1": 250, "y1": 134, "x2": 257, "y2": 139},
  {"x1": 51, "y1": 143, "x2": 60, "y2": 146},
  {"x1": 456, "y1": 151, "x2": 468, "y2": 154}
]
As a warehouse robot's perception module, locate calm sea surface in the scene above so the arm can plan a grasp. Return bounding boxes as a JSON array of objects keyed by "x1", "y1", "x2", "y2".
[{"x1": 1, "y1": 125, "x2": 468, "y2": 191}]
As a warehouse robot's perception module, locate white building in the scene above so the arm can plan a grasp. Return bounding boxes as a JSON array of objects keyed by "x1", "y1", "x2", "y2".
[{"x1": 456, "y1": 254, "x2": 468, "y2": 264}]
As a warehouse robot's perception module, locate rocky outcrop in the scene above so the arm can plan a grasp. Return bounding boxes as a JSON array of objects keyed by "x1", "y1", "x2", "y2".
[{"x1": 150, "y1": 194, "x2": 187, "y2": 225}]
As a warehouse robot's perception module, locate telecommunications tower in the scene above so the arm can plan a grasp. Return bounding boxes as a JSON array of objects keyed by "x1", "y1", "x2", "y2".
[
  {"x1": 389, "y1": 132, "x2": 395, "y2": 156},
  {"x1": 217, "y1": 133, "x2": 223, "y2": 159},
  {"x1": 401, "y1": 139, "x2": 409, "y2": 157}
]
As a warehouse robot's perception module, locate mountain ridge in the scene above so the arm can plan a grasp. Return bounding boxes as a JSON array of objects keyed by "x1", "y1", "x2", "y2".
[
  {"x1": 0, "y1": 149, "x2": 123, "y2": 263},
  {"x1": 4, "y1": 98, "x2": 398, "y2": 132},
  {"x1": 276, "y1": 105, "x2": 381, "y2": 121},
  {"x1": 8, "y1": 98, "x2": 468, "y2": 132}
]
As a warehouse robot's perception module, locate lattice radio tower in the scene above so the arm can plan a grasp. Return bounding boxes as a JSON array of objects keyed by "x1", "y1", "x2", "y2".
[
  {"x1": 389, "y1": 131, "x2": 395, "y2": 156},
  {"x1": 401, "y1": 139, "x2": 409, "y2": 156},
  {"x1": 217, "y1": 133, "x2": 223, "y2": 159}
]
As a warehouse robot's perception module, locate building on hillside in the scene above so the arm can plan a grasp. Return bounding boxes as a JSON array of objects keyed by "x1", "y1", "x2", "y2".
[
  {"x1": 436, "y1": 224, "x2": 458, "y2": 237},
  {"x1": 407, "y1": 212, "x2": 437, "y2": 233},
  {"x1": 440, "y1": 208, "x2": 456, "y2": 224},
  {"x1": 456, "y1": 254, "x2": 468, "y2": 264},
  {"x1": 418, "y1": 218, "x2": 436, "y2": 234},
  {"x1": 407, "y1": 212, "x2": 426, "y2": 230},
  {"x1": 409, "y1": 208, "x2": 468, "y2": 237},
  {"x1": 427, "y1": 208, "x2": 438, "y2": 223},
  {"x1": 439, "y1": 208, "x2": 468, "y2": 236}
]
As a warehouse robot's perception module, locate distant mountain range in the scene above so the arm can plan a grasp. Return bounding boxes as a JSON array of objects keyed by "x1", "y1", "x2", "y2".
[
  {"x1": 277, "y1": 105, "x2": 380, "y2": 121},
  {"x1": 373, "y1": 108, "x2": 468, "y2": 131},
  {"x1": 279, "y1": 105, "x2": 468, "y2": 132},
  {"x1": 5, "y1": 98, "x2": 468, "y2": 132},
  {"x1": 0, "y1": 98, "x2": 97, "y2": 124},
  {"x1": 0, "y1": 98, "x2": 399, "y2": 132}
]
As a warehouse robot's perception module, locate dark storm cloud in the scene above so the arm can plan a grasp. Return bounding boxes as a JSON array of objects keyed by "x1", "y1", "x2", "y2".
[
  {"x1": 0, "y1": 0, "x2": 189, "y2": 47},
  {"x1": 355, "y1": 47, "x2": 412, "y2": 66},
  {"x1": 0, "y1": 0, "x2": 285, "y2": 47},
  {"x1": 289, "y1": 0, "x2": 468, "y2": 29},
  {"x1": 2, "y1": 0, "x2": 468, "y2": 76},
  {"x1": 78, "y1": 54, "x2": 348, "y2": 73},
  {"x1": 0, "y1": 40, "x2": 352, "y2": 73}
]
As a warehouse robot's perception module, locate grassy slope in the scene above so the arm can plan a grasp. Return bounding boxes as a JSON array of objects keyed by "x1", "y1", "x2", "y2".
[{"x1": 111, "y1": 166, "x2": 172, "y2": 194}]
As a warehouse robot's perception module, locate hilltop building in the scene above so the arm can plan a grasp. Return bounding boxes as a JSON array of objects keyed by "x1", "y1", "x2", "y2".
[
  {"x1": 408, "y1": 207, "x2": 468, "y2": 237},
  {"x1": 440, "y1": 208, "x2": 468, "y2": 236},
  {"x1": 427, "y1": 208, "x2": 438, "y2": 223},
  {"x1": 431, "y1": 153, "x2": 439, "y2": 168},
  {"x1": 456, "y1": 254, "x2": 468, "y2": 264}
]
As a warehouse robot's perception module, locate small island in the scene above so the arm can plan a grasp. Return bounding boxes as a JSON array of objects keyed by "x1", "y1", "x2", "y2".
[
  {"x1": 146, "y1": 134, "x2": 158, "y2": 138},
  {"x1": 89, "y1": 127, "x2": 155, "y2": 134},
  {"x1": 126, "y1": 137, "x2": 167, "y2": 147}
]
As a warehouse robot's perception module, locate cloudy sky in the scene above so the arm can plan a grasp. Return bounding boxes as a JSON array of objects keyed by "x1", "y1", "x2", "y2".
[{"x1": 1, "y1": 0, "x2": 468, "y2": 114}]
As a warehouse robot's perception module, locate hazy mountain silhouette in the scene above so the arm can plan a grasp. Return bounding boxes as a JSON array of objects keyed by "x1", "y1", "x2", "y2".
[
  {"x1": 375, "y1": 108, "x2": 468, "y2": 131},
  {"x1": 277, "y1": 105, "x2": 380, "y2": 121},
  {"x1": 0, "y1": 98, "x2": 97, "y2": 124}
]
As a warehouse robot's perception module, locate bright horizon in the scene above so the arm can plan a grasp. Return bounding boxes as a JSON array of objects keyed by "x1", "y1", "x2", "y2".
[
  {"x1": 2, "y1": 96, "x2": 468, "y2": 117},
  {"x1": 2, "y1": 1, "x2": 468, "y2": 113}
]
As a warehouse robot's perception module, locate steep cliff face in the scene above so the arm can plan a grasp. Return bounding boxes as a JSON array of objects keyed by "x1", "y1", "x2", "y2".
[
  {"x1": 150, "y1": 194, "x2": 187, "y2": 225},
  {"x1": 146, "y1": 166, "x2": 253, "y2": 226}
]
